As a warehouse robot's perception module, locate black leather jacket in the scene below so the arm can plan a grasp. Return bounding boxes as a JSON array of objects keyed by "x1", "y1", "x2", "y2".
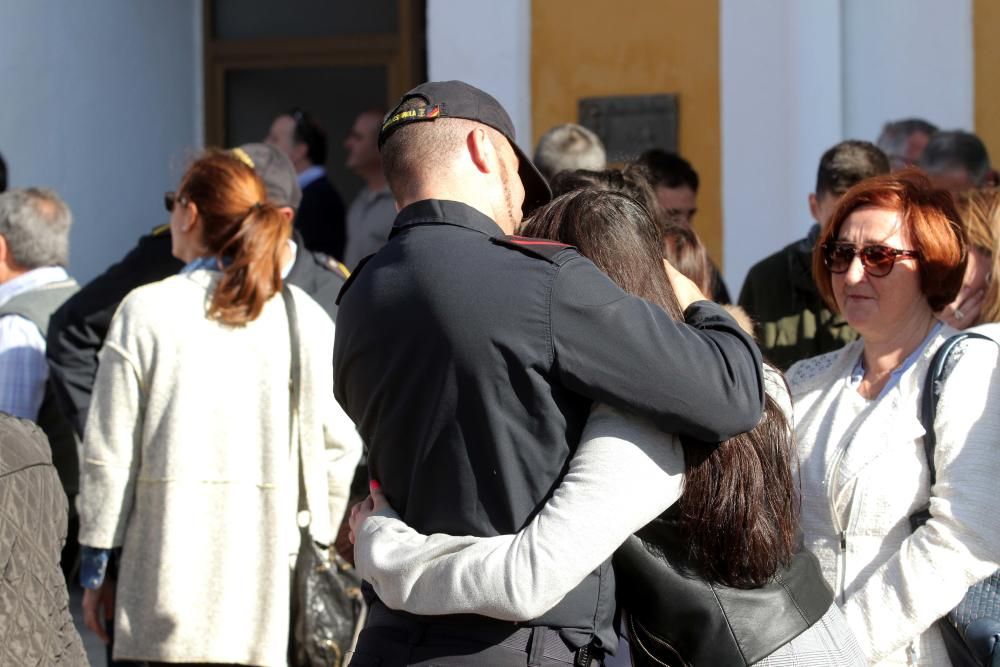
[{"x1": 615, "y1": 511, "x2": 833, "y2": 666}]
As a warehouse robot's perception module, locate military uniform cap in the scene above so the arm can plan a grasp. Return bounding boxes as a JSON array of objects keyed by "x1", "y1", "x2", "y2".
[{"x1": 379, "y1": 80, "x2": 552, "y2": 216}]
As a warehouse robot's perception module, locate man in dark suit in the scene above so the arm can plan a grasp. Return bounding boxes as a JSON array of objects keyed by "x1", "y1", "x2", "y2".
[{"x1": 266, "y1": 108, "x2": 347, "y2": 259}]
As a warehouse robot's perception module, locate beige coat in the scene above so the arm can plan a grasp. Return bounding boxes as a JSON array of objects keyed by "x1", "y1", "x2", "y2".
[
  {"x1": 788, "y1": 327, "x2": 1000, "y2": 665},
  {"x1": 78, "y1": 271, "x2": 363, "y2": 666}
]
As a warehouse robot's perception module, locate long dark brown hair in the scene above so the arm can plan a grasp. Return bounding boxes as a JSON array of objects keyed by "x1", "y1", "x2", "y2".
[
  {"x1": 522, "y1": 188, "x2": 799, "y2": 588},
  {"x1": 179, "y1": 150, "x2": 291, "y2": 325}
]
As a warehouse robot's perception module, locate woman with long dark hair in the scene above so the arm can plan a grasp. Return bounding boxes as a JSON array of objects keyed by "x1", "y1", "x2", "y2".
[
  {"x1": 348, "y1": 188, "x2": 863, "y2": 665},
  {"x1": 77, "y1": 151, "x2": 362, "y2": 666}
]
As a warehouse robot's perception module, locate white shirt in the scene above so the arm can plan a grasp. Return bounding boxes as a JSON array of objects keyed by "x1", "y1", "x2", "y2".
[{"x1": 0, "y1": 266, "x2": 71, "y2": 418}]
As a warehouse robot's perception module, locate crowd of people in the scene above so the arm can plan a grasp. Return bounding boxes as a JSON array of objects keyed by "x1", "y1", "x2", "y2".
[{"x1": 0, "y1": 78, "x2": 998, "y2": 667}]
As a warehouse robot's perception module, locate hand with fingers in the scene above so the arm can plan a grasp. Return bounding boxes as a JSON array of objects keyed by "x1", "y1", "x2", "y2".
[
  {"x1": 939, "y1": 286, "x2": 986, "y2": 330},
  {"x1": 940, "y1": 247, "x2": 992, "y2": 329},
  {"x1": 349, "y1": 480, "x2": 390, "y2": 544},
  {"x1": 663, "y1": 259, "x2": 709, "y2": 311},
  {"x1": 82, "y1": 579, "x2": 116, "y2": 644}
]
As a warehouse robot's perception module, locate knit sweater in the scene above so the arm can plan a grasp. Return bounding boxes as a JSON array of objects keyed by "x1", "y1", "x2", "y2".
[
  {"x1": 78, "y1": 270, "x2": 363, "y2": 666},
  {"x1": 788, "y1": 329, "x2": 1000, "y2": 666}
]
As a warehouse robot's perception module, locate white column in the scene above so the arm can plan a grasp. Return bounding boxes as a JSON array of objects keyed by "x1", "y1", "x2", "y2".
[
  {"x1": 425, "y1": 0, "x2": 532, "y2": 149},
  {"x1": 720, "y1": 0, "x2": 843, "y2": 294},
  {"x1": 842, "y1": 0, "x2": 973, "y2": 139},
  {"x1": 720, "y1": 0, "x2": 973, "y2": 295}
]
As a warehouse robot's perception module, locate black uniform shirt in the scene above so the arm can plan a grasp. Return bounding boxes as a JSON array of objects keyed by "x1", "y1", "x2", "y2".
[{"x1": 334, "y1": 199, "x2": 764, "y2": 539}]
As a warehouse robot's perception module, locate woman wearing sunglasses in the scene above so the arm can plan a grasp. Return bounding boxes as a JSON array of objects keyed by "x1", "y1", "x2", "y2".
[
  {"x1": 787, "y1": 170, "x2": 1000, "y2": 665},
  {"x1": 77, "y1": 151, "x2": 362, "y2": 666}
]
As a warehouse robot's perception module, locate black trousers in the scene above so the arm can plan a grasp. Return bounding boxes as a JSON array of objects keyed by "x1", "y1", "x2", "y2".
[{"x1": 349, "y1": 624, "x2": 585, "y2": 666}]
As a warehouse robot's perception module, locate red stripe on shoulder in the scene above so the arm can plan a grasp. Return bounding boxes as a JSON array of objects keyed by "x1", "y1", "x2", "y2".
[
  {"x1": 508, "y1": 235, "x2": 572, "y2": 248},
  {"x1": 490, "y1": 235, "x2": 577, "y2": 264}
]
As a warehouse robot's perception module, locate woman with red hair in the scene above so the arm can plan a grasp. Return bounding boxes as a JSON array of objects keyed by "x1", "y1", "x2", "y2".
[
  {"x1": 789, "y1": 170, "x2": 1000, "y2": 665},
  {"x1": 77, "y1": 151, "x2": 362, "y2": 666}
]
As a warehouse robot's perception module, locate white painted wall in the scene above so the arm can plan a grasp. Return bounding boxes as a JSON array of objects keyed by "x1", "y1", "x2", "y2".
[
  {"x1": 0, "y1": 1, "x2": 203, "y2": 283},
  {"x1": 721, "y1": 0, "x2": 844, "y2": 297},
  {"x1": 426, "y1": 0, "x2": 532, "y2": 152},
  {"x1": 842, "y1": 0, "x2": 973, "y2": 140},
  {"x1": 721, "y1": 0, "x2": 973, "y2": 295}
]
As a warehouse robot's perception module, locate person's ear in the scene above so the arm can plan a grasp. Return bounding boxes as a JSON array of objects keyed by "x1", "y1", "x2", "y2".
[
  {"x1": 291, "y1": 141, "x2": 309, "y2": 165},
  {"x1": 182, "y1": 200, "x2": 201, "y2": 233},
  {"x1": 808, "y1": 193, "x2": 820, "y2": 223},
  {"x1": 278, "y1": 206, "x2": 295, "y2": 223},
  {"x1": 467, "y1": 127, "x2": 496, "y2": 175},
  {"x1": 0, "y1": 234, "x2": 8, "y2": 264}
]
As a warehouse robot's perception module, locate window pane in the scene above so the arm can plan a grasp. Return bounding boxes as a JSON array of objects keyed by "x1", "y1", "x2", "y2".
[
  {"x1": 212, "y1": 0, "x2": 398, "y2": 40},
  {"x1": 224, "y1": 65, "x2": 388, "y2": 203}
]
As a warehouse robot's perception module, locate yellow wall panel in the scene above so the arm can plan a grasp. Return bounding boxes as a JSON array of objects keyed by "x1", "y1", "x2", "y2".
[
  {"x1": 974, "y1": 0, "x2": 1000, "y2": 164},
  {"x1": 531, "y1": 0, "x2": 723, "y2": 265}
]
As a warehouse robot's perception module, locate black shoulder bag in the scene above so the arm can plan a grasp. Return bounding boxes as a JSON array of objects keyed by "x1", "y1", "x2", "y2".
[
  {"x1": 282, "y1": 286, "x2": 368, "y2": 667},
  {"x1": 911, "y1": 331, "x2": 1000, "y2": 667}
]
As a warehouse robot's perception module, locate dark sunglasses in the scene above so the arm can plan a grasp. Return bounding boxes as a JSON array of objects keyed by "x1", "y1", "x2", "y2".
[
  {"x1": 821, "y1": 242, "x2": 920, "y2": 277},
  {"x1": 164, "y1": 191, "x2": 185, "y2": 213}
]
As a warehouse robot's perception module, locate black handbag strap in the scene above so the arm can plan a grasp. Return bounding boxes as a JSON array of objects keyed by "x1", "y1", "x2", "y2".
[
  {"x1": 281, "y1": 285, "x2": 310, "y2": 518},
  {"x1": 918, "y1": 331, "x2": 994, "y2": 487}
]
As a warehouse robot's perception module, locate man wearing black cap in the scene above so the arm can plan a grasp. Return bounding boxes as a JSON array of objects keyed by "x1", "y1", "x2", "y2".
[
  {"x1": 47, "y1": 143, "x2": 350, "y2": 440},
  {"x1": 334, "y1": 81, "x2": 765, "y2": 665}
]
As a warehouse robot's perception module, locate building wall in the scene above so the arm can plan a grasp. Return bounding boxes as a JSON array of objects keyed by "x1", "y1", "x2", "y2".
[
  {"x1": 720, "y1": 0, "x2": 844, "y2": 298},
  {"x1": 3, "y1": 2, "x2": 983, "y2": 290},
  {"x1": 426, "y1": 0, "x2": 532, "y2": 147},
  {"x1": 0, "y1": 0, "x2": 203, "y2": 283},
  {"x1": 842, "y1": 0, "x2": 973, "y2": 140},
  {"x1": 974, "y1": 0, "x2": 1000, "y2": 162},
  {"x1": 531, "y1": 0, "x2": 724, "y2": 265}
]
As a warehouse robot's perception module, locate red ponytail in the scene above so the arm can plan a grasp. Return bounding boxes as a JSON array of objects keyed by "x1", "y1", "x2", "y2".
[{"x1": 179, "y1": 150, "x2": 292, "y2": 325}]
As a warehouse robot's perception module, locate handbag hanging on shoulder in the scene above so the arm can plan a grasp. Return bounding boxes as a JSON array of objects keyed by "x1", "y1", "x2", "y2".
[
  {"x1": 282, "y1": 286, "x2": 368, "y2": 667},
  {"x1": 910, "y1": 331, "x2": 1000, "y2": 667}
]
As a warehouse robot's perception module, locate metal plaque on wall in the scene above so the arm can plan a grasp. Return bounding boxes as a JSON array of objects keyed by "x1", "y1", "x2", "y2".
[{"x1": 578, "y1": 94, "x2": 678, "y2": 163}]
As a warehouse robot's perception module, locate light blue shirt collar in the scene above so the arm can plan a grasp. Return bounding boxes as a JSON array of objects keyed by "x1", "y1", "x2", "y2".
[
  {"x1": 180, "y1": 240, "x2": 298, "y2": 279},
  {"x1": 297, "y1": 165, "x2": 326, "y2": 189}
]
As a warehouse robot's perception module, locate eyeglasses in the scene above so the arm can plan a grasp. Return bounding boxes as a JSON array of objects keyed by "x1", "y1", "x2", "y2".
[
  {"x1": 821, "y1": 242, "x2": 920, "y2": 277},
  {"x1": 164, "y1": 191, "x2": 185, "y2": 213}
]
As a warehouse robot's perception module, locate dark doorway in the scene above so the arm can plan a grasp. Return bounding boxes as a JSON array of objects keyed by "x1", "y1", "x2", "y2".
[{"x1": 203, "y1": 0, "x2": 425, "y2": 203}]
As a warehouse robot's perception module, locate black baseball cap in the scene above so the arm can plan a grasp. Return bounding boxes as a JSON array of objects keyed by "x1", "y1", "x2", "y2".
[
  {"x1": 231, "y1": 143, "x2": 303, "y2": 210},
  {"x1": 379, "y1": 80, "x2": 552, "y2": 215}
]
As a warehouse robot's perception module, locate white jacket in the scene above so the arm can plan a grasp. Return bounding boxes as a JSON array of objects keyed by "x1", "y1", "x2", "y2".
[
  {"x1": 78, "y1": 270, "x2": 363, "y2": 666},
  {"x1": 788, "y1": 327, "x2": 1000, "y2": 665}
]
